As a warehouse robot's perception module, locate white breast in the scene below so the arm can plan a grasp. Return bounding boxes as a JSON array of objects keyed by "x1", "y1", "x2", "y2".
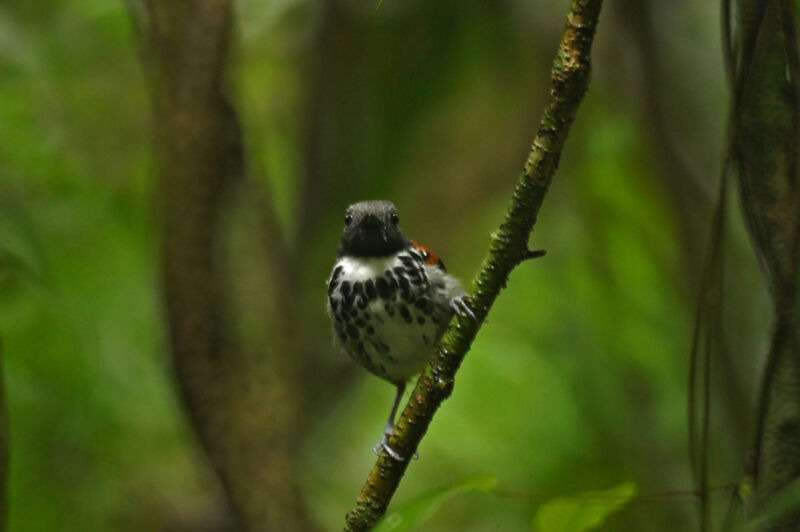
[{"x1": 326, "y1": 249, "x2": 455, "y2": 384}]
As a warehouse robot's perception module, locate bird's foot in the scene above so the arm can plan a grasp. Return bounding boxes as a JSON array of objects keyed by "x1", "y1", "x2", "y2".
[
  {"x1": 373, "y1": 432, "x2": 405, "y2": 461},
  {"x1": 449, "y1": 294, "x2": 478, "y2": 325},
  {"x1": 373, "y1": 426, "x2": 419, "y2": 461}
]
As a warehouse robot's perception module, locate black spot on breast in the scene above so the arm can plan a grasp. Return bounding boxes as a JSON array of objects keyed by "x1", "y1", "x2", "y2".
[
  {"x1": 341, "y1": 311, "x2": 351, "y2": 321},
  {"x1": 393, "y1": 266, "x2": 406, "y2": 278},
  {"x1": 355, "y1": 318, "x2": 365, "y2": 327},
  {"x1": 341, "y1": 281, "x2": 355, "y2": 309},
  {"x1": 356, "y1": 343, "x2": 372, "y2": 364},
  {"x1": 417, "y1": 315, "x2": 426, "y2": 325},
  {"x1": 347, "y1": 324, "x2": 359, "y2": 340},
  {"x1": 328, "y1": 266, "x2": 343, "y2": 295},
  {"x1": 397, "y1": 275, "x2": 410, "y2": 291},
  {"x1": 385, "y1": 304, "x2": 395, "y2": 317},
  {"x1": 400, "y1": 255, "x2": 415, "y2": 268},
  {"x1": 399, "y1": 305, "x2": 412, "y2": 323},
  {"x1": 415, "y1": 297, "x2": 433, "y2": 314},
  {"x1": 330, "y1": 297, "x2": 338, "y2": 311},
  {"x1": 401, "y1": 290, "x2": 413, "y2": 302},
  {"x1": 353, "y1": 283, "x2": 366, "y2": 309},
  {"x1": 365, "y1": 279, "x2": 376, "y2": 300},
  {"x1": 431, "y1": 313, "x2": 441, "y2": 324},
  {"x1": 376, "y1": 277, "x2": 391, "y2": 299},
  {"x1": 366, "y1": 325, "x2": 375, "y2": 335},
  {"x1": 376, "y1": 341, "x2": 389, "y2": 353}
]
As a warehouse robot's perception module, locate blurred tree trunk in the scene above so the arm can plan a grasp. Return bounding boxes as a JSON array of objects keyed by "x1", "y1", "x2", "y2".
[
  {"x1": 731, "y1": 0, "x2": 800, "y2": 526},
  {"x1": 126, "y1": 2, "x2": 316, "y2": 530},
  {"x1": 615, "y1": 0, "x2": 751, "y2": 467},
  {"x1": 615, "y1": 0, "x2": 714, "y2": 290}
]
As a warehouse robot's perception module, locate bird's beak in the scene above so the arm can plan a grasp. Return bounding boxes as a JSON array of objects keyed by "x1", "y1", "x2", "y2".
[
  {"x1": 362, "y1": 213, "x2": 380, "y2": 225},
  {"x1": 362, "y1": 214, "x2": 388, "y2": 242}
]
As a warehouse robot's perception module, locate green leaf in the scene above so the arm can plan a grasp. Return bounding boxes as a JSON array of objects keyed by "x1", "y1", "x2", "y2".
[
  {"x1": 533, "y1": 482, "x2": 637, "y2": 532},
  {"x1": 374, "y1": 476, "x2": 497, "y2": 532}
]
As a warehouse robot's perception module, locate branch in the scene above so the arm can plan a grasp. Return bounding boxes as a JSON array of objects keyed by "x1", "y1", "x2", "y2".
[{"x1": 343, "y1": 1, "x2": 605, "y2": 529}]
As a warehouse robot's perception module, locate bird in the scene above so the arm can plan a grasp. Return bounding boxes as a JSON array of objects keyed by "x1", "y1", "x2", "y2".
[{"x1": 326, "y1": 200, "x2": 475, "y2": 460}]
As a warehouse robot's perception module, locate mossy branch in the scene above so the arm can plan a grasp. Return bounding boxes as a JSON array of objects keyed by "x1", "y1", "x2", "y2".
[{"x1": 343, "y1": 1, "x2": 605, "y2": 530}]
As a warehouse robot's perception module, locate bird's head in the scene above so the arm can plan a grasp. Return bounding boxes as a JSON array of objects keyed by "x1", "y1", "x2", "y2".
[{"x1": 337, "y1": 200, "x2": 409, "y2": 258}]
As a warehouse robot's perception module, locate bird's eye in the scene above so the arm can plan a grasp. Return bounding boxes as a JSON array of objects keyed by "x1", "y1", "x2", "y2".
[
  {"x1": 344, "y1": 213, "x2": 353, "y2": 225},
  {"x1": 390, "y1": 212, "x2": 399, "y2": 225}
]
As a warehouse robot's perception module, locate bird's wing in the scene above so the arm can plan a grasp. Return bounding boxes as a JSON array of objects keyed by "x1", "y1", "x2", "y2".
[{"x1": 410, "y1": 240, "x2": 447, "y2": 272}]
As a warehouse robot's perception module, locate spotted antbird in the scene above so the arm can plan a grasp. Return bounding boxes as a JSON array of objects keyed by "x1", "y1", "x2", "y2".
[{"x1": 326, "y1": 200, "x2": 475, "y2": 460}]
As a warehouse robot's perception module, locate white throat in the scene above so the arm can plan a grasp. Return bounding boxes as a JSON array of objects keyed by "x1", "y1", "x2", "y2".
[{"x1": 335, "y1": 255, "x2": 400, "y2": 282}]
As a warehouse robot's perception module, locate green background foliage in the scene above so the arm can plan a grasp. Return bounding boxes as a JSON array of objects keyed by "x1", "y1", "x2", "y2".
[{"x1": 0, "y1": 0, "x2": 770, "y2": 530}]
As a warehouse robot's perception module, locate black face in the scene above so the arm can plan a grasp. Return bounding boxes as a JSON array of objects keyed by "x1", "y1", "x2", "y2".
[{"x1": 337, "y1": 200, "x2": 409, "y2": 258}]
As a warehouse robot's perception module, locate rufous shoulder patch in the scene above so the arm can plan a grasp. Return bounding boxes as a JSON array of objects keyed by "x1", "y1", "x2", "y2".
[{"x1": 410, "y1": 240, "x2": 446, "y2": 271}]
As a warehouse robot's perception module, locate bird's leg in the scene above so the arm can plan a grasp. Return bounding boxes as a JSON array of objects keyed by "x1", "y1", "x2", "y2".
[{"x1": 373, "y1": 383, "x2": 406, "y2": 461}]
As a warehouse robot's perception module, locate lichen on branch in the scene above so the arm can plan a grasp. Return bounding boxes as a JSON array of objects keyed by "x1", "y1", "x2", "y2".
[{"x1": 343, "y1": 1, "x2": 605, "y2": 530}]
